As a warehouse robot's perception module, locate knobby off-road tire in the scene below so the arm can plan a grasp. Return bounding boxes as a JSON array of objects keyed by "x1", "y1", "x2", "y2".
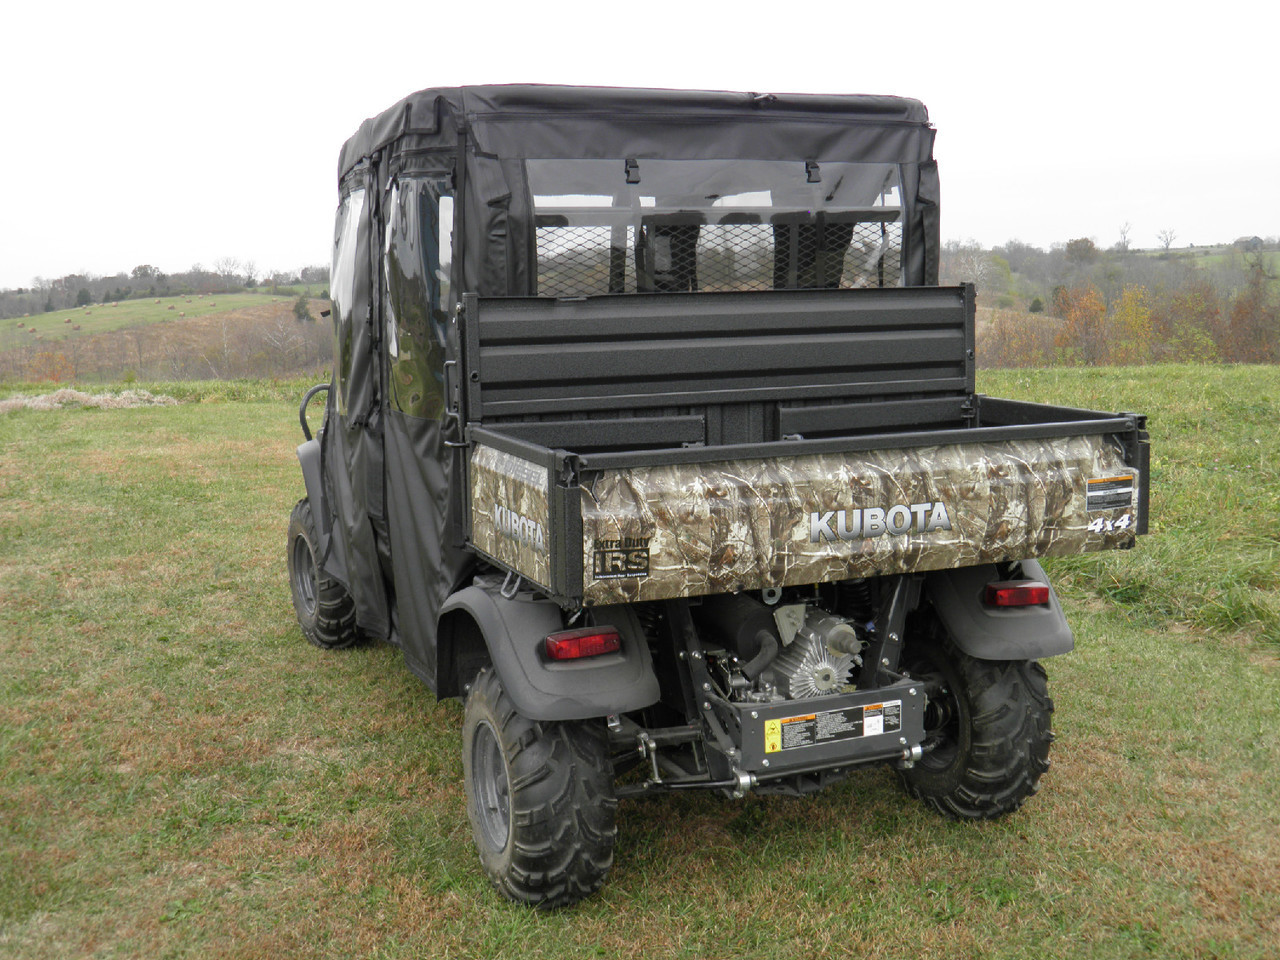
[
  {"x1": 899, "y1": 628, "x2": 1054, "y2": 820},
  {"x1": 462, "y1": 667, "x2": 617, "y2": 908},
  {"x1": 286, "y1": 498, "x2": 362, "y2": 650}
]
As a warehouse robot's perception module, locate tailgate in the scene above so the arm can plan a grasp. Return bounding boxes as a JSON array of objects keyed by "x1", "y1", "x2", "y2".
[{"x1": 579, "y1": 433, "x2": 1140, "y2": 604}]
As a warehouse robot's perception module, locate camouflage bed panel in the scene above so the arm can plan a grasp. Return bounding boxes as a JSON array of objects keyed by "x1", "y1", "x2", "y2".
[{"x1": 579, "y1": 435, "x2": 1138, "y2": 604}]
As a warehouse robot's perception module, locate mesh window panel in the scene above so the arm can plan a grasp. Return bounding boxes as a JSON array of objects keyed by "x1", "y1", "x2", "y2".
[
  {"x1": 697, "y1": 225, "x2": 774, "y2": 292},
  {"x1": 536, "y1": 225, "x2": 635, "y2": 298},
  {"x1": 535, "y1": 220, "x2": 901, "y2": 296},
  {"x1": 845, "y1": 221, "x2": 903, "y2": 288}
]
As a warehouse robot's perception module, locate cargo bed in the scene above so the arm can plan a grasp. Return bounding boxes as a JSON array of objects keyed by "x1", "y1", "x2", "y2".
[{"x1": 457, "y1": 287, "x2": 1149, "y2": 604}]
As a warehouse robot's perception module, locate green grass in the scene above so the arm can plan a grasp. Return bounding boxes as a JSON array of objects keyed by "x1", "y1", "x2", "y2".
[
  {"x1": 980, "y1": 365, "x2": 1280, "y2": 643},
  {"x1": 1, "y1": 368, "x2": 1278, "y2": 958},
  {"x1": 2, "y1": 294, "x2": 302, "y2": 343}
]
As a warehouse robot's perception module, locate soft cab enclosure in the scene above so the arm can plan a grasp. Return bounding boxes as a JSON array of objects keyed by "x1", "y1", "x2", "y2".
[
  {"x1": 291, "y1": 84, "x2": 1150, "y2": 909},
  {"x1": 303, "y1": 83, "x2": 1147, "y2": 695}
]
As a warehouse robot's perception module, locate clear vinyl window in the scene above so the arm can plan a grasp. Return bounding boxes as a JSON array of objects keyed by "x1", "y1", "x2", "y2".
[
  {"x1": 384, "y1": 179, "x2": 454, "y2": 419},
  {"x1": 526, "y1": 159, "x2": 902, "y2": 298},
  {"x1": 331, "y1": 187, "x2": 366, "y2": 416}
]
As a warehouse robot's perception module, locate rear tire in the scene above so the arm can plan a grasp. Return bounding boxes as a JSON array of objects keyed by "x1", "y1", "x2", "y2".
[
  {"x1": 462, "y1": 667, "x2": 616, "y2": 908},
  {"x1": 287, "y1": 498, "x2": 362, "y2": 649},
  {"x1": 899, "y1": 622, "x2": 1054, "y2": 820}
]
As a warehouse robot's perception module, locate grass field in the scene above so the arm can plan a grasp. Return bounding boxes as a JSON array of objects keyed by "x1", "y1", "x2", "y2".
[
  {"x1": 0, "y1": 294, "x2": 306, "y2": 345},
  {"x1": 1, "y1": 368, "x2": 1278, "y2": 958}
]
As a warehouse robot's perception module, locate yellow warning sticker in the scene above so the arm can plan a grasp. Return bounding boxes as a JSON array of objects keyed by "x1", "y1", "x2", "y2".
[
  {"x1": 764, "y1": 719, "x2": 782, "y2": 753},
  {"x1": 763, "y1": 703, "x2": 904, "y2": 753}
]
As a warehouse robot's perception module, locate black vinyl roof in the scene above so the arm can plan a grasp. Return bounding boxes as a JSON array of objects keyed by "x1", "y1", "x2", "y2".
[{"x1": 338, "y1": 84, "x2": 932, "y2": 182}]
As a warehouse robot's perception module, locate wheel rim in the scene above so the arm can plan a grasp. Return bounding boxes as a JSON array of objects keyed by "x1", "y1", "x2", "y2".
[
  {"x1": 903, "y1": 641, "x2": 965, "y2": 772},
  {"x1": 471, "y1": 720, "x2": 511, "y2": 852},
  {"x1": 919, "y1": 678, "x2": 962, "y2": 770},
  {"x1": 291, "y1": 535, "x2": 318, "y2": 617}
]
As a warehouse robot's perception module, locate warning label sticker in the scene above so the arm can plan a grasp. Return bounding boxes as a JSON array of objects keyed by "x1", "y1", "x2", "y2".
[
  {"x1": 764, "y1": 701, "x2": 903, "y2": 753},
  {"x1": 1087, "y1": 475, "x2": 1135, "y2": 512}
]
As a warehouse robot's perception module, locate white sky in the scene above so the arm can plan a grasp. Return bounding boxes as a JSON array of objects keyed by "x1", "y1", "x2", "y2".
[{"x1": 2, "y1": 0, "x2": 1276, "y2": 290}]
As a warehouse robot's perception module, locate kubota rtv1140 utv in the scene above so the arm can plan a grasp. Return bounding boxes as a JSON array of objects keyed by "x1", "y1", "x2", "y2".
[{"x1": 286, "y1": 84, "x2": 1148, "y2": 908}]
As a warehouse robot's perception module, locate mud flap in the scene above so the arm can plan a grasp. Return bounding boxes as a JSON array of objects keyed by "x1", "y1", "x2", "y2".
[
  {"x1": 923, "y1": 560, "x2": 1073, "y2": 660},
  {"x1": 438, "y1": 585, "x2": 660, "y2": 721}
]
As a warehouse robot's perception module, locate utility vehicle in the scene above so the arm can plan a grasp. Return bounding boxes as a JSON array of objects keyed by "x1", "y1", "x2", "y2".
[{"x1": 286, "y1": 84, "x2": 1149, "y2": 908}]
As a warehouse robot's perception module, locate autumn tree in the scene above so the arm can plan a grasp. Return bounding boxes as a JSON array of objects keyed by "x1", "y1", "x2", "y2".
[
  {"x1": 1053, "y1": 285, "x2": 1107, "y2": 364},
  {"x1": 1153, "y1": 278, "x2": 1220, "y2": 361},
  {"x1": 1222, "y1": 258, "x2": 1279, "y2": 361},
  {"x1": 1106, "y1": 286, "x2": 1154, "y2": 364},
  {"x1": 27, "y1": 350, "x2": 74, "y2": 382},
  {"x1": 1065, "y1": 237, "x2": 1098, "y2": 265}
]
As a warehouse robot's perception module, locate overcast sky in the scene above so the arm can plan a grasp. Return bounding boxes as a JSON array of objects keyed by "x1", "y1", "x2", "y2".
[{"x1": 2, "y1": 0, "x2": 1276, "y2": 290}]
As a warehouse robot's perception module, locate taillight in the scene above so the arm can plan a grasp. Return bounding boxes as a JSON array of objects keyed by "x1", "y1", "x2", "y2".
[
  {"x1": 984, "y1": 581, "x2": 1050, "y2": 607},
  {"x1": 544, "y1": 626, "x2": 622, "y2": 660}
]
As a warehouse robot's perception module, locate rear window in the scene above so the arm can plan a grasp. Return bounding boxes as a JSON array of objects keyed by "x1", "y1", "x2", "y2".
[{"x1": 526, "y1": 158, "x2": 902, "y2": 297}]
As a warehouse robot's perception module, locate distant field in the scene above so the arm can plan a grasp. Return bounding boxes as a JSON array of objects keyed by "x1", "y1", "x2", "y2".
[
  {"x1": 0, "y1": 293, "x2": 314, "y2": 344},
  {"x1": 0, "y1": 297, "x2": 332, "y2": 383},
  {"x1": 1132, "y1": 245, "x2": 1277, "y2": 272},
  {"x1": 257, "y1": 282, "x2": 329, "y2": 299},
  {"x1": 0, "y1": 366, "x2": 1277, "y2": 958}
]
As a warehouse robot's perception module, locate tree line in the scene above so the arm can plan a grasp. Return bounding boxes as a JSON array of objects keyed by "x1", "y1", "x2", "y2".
[
  {"x1": 5, "y1": 237, "x2": 1277, "y2": 373},
  {"x1": 942, "y1": 235, "x2": 1280, "y2": 366},
  {"x1": 0, "y1": 260, "x2": 330, "y2": 319}
]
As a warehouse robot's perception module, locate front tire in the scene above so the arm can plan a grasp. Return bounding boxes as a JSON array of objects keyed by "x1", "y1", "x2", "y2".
[
  {"x1": 462, "y1": 667, "x2": 616, "y2": 908},
  {"x1": 899, "y1": 625, "x2": 1054, "y2": 820},
  {"x1": 287, "y1": 498, "x2": 362, "y2": 649}
]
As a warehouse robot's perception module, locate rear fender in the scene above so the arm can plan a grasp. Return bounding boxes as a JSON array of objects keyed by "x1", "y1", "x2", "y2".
[
  {"x1": 922, "y1": 560, "x2": 1073, "y2": 660},
  {"x1": 296, "y1": 437, "x2": 325, "y2": 523},
  {"x1": 437, "y1": 585, "x2": 660, "y2": 721},
  {"x1": 296, "y1": 437, "x2": 345, "y2": 580}
]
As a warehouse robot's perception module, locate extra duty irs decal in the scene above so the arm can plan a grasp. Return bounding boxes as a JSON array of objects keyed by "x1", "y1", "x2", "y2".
[{"x1": 592, "y1": 536, "x2": 651, "y2": 579}]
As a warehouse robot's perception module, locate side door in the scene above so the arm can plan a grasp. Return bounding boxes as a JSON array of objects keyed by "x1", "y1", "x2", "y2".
[
  {"x1": 323, "y1": 169, "x2": 391, "y2": 638},
  {"x1": 381, "y1": 172, "x2": 470, "y2": 689}
]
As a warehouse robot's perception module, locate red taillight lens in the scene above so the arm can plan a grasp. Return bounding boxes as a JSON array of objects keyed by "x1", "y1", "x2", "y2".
[
  {"x1": 544, "y1": 626, "x2": 622, "y2": 660},
  {"x1": 984, "y1": 581, "x2": 1050, "y2": 607}
]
